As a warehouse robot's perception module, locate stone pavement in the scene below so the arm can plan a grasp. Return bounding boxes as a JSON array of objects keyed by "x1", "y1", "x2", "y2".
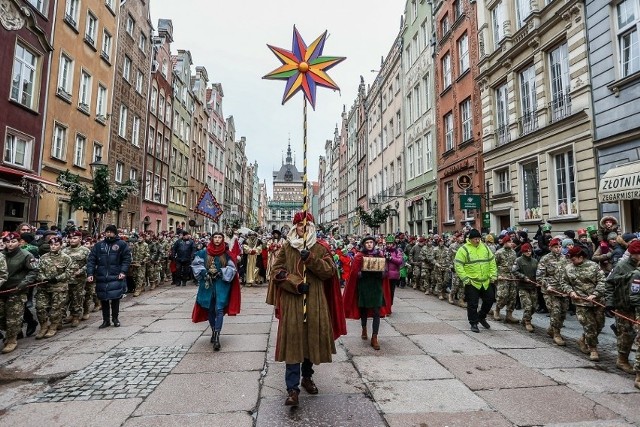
[{"x1": 0, "y1": 284, "x2": 638, "y2": 426}]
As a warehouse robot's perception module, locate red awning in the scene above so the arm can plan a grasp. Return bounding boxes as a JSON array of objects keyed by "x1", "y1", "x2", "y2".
[{"x1": 0, "y1": 165, "x2": 59, "y2": 186}]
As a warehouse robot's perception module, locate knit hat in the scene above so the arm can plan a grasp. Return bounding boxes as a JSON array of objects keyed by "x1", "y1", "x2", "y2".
[
  {"x1": 549, "y1": 238, "x2": 561, "y2": 247},
  {"x1": 564, "y1": 230, "x2": 576, "y2": 239},
  {"x1": 521, "y1": 243, "x2": 533, "y2": 252},
  {"x1": 385, "y1": 235, "x2": 396, "y2": 244},
  {"x1": 105, "y1": 224, "x2": 118, "y2": 234},
  {"x1": 562, "y1": 238, "x2": 574, "y2": 248},
  {"x1": 542, "y1": 224, "x2": 552, "y2": 232},
  {"x1": 607, "y1": 232, "x2": 618, "y2": 240},
  {"x1": 628, "y1": 240, "x2": 640, "y2": 255},
  {"x1": 586, "y1": 225, "x2": 597, "y2": 234},
  {"x1": 568, "y1": 245, "x2": 586, "y2": 258},
  {"x1": 622, "y1": 232, "x2": 636, "y2": 243},
  {"x1": 485, "y1": 234, "x2": 495, "y2": 243},
  {"x1": 361, "y1": 236, "x2": 376, "y2": 246},
  {"x1": 468, "y1": 229, "x2": 482, "y2": 239}
]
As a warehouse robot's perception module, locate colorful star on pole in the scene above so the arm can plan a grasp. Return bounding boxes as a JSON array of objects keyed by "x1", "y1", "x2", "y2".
[{"x1": 263, "y1": 26, "x2": 346, "y2": 109}]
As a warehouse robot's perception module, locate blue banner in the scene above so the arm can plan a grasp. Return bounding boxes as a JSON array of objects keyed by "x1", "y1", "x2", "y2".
[{"x1": 194, "y1": 185, "x2": 223, "y2": 222}]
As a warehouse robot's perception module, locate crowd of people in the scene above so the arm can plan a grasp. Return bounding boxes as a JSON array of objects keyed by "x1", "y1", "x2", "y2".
[{"x1": 2, "y1": 213, "x2": 640, "y2": 407}]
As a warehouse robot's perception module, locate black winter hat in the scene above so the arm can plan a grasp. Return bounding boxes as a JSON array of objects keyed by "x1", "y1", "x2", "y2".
[
  {"x1": 468, "y1": 229, "x2": 482, "y2": 239},
  {"x1": 104, "y1": 224, "x2": 118, "y2": 234}
]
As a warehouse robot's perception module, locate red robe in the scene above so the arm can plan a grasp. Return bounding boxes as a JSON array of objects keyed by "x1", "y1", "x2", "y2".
[
  {"x1": 336, "y1": 249, "x2": 351, "y2": 283},
  {"x1": 343, "y1": 251, "x2": 392, "y2": 319}
]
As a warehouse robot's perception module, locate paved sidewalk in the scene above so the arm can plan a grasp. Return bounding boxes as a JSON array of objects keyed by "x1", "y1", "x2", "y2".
[{"x1": 0, "y1": 284, "x2": 638, "y2": 426}]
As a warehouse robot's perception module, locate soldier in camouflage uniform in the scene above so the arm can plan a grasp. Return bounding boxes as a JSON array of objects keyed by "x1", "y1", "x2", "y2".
[
  {"x1": 62, "y1": 231, "x2": 90, "y2": 326},
  {"x1": 561, "y1": 245, "x2": 606, "y2": 361},
  {"x1": 1, "y1": 233, "x2": 39, "y2": 353},
  {"x1": 409, "y1": 237, "x2": 426, "y2": 290},
  {"x1": 130, "y1": 234, "x2": 150, "y2": 297},
  {"x1": 404, "y1": 238, "x2": 415, "y2": 287},
  {"x1": 36, "y1": 237, "x2": 74, "y2": 339},
  {"x1": 432, "y1": 236, "x2": 450, "y2": 300},
  {"x1": 420, "y1": 238, "x2": 435, "y2": 294},
  {"x1": 493, "y1": 236, "x2": 518, "y2": 323},
  {"x1": 511, "y1": 243, "x2": 538, "y2": 332},
  {"x1": 536, "y1": 237, "x2": 568, "y2": 345},
  {"x1": 160, "y1": 233, "x2": 171, "y2": 283},
  {"x1": 145, "y1": 234, "x2": 160, "y2": 290},
  {"x1": 448, "y1": 233, "x2": 466, "y2": 307},
  {"x1": 604, "y1": 239, "x2": 640, "y2": 374}
]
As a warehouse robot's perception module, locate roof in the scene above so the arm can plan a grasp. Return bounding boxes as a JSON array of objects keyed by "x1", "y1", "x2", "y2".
[{"x1": 273, "y1": 163, "x2": 303, "y2": 183}]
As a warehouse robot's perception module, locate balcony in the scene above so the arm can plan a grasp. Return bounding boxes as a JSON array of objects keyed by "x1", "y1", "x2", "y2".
[
  {"x1": 518, "y1": 111, "x2": 538, "y2": 136},
  {"x1": 495, "y1": 124, "x2": 511, "y2": 147},
  {"x1": 549, "y1": 94, "x2": 572, "y2": 123}
]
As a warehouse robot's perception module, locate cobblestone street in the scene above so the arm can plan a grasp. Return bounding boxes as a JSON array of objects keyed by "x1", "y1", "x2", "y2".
[{"x1": 0, "y1": 284, "x2": 638, "y2": 426}]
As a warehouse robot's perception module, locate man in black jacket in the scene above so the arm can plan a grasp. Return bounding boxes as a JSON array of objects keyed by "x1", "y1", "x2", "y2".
[{"x1": 172, "y1": 231, "x2": 195, "y2": 286}]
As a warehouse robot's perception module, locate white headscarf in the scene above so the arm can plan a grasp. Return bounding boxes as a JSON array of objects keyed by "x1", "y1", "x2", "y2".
[{"x1": 287, "y1": 222, "x2": 317, "y2": 252}]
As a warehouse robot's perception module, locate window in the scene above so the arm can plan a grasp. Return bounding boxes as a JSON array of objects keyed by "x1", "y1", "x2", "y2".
[
  {"x1": 159, "y1": 95, "x2": 165, "y2": 121},
  {"x1": 28, "y1": 0, "x2": 46, "y2": 14},
  {"x1": 118, "y1": 104, "x2": 128, "y2": 138},
  {"x1": 423, "y1": 74, "x2": 431, "y2": 110},
  {"x1": 406, "y1": 93, "x2": 413, "y2": 125},
  {"x1": 52, "y1": 124, "x2": 67, "y2": 160},
  {"x1": 132, "y1": 116, "x2": 140, "y2": 146},
  {"x1": 129, "y1": 168, "x2": 137, "y2": 183},
  {"x1": 441, "y1": 14, "x2": 450, "y2": 36},
  {"x1": 139, "y1": 33, "x2": 147, "y2": 52},
  {"x1": 416, "y1": 138, "x2": 423, "y2": 175},
  {"x1": 407, "y1": 145, "x2": 414, "y2": 179},
  {"x1": 135, "y1": 70, "x2": 143, "y2": 93},
  {"x1": 492, "y1": 1, "x2": 506, "y2": 48},
  {"x1": 93, "y1": 143, "x2": 102, "y2": 162},
  {"x1": 58, "y1": 53, "x2": 74, "y2": 95},
  {"x1": 161, "y1": 178, "x2": 167, "y2": 203},
  {"x1": 413, "y1": 85, "x2": 421, "y2": 118},
  {"x1": 147, "y1": 126, "x2": 155, "y2": 152},
  {"x1": 446, "y1": 181, "x2": 455, "y2": 222},
  {"x1": 4, "y1": 133, "x2": 32, "y2": 168},
  {"x1": 516, "y1": 0, "x2": 532, "y2": 29},
  {"x1": 169, "y1": 187, "x2": 175, "y2": 202},
  {"x1": 444, "y1": 112, "x2": 454, "y2": 151},
  {"x1": 617, "y1": 0, "x2": 640, "y2": 77},
  {"x1": 412, "y1": 0, "x2": 417, "y2": 22},
  {"x1": 496, "y1": 168, "x2": 510, "y2": 194},
  {"x1": 454, "y1": 0, "x2": 462, "y2": 19},
  {"x1": 153, "y1": 174, "x2": 160, "y2": 201},
  {"x1": 96, "y1": 84, "x2": 107, "y2": 118},
  {"x1": 549, "y1": 43, "x2": 571, "y2": 121},
  {"x1": 553, "y1": 151, "x2": 578, "y2": 216},
  {"x1": 165, "y1": 101, "x2": 172, "y2": 124},
  {"x1": 145, "y1": 171, "x2": 152, "y2": 200},
  {"x1": 161, "y1": 59, "x2": 168, "y2": 77},
  {"x1": 442, "y1": 53, "x2": 451, "y2": 87},
  {"x1": 74, "y1": 134, "x2": 86, "y2": 167},
  {"x1": 115, "y1": 161, "x2": 123, "y2": 183},
  {"x1": 522, "y1": 161, "x2": 541, "y2": 219},
  {"x1": 395, "y1": 111, "x2": 401, "y2": 136},
  {"x1": 126, "y1": 14, "x2": 135, "y2": 36},
  {"x1": 460, "y1": 98, "x2": 472, "y2": 142},
  {"x1": 65, "y1": 0, "x2": 79, "y2": 27},
  {"x1": 519, "y1": 65, "x2": 537, "y2": 134},
  {"x1": 78, "y1": 70, "x2": 91, "y2": 110},
  {"x1": 424, "y1": 133, "x2": 433, "y2": 172},
  {"x1": 101, "y1": 30, "x2": 112, "y2": 61},
  {"x1": 11, "y1": 43, "x2": 39, "y2": 109},
  {"x1": 85, "y1": 12, "x2": 97, "y2": 46},
  {"x1": 458, "y1": 33, "x2": 469, "y2": 72},
  {"x1": 150, "y1": 86, "x2": 157, "y2": 113},
  {"x1": 495, "y1": 83, "x2": 509, "y2": 145},
  {"x1": 123, "y1": 55, "x2": 131, "y2": 81},
  {"x1": 105, "y1": 0, "x2": 114, "y2": 10}
]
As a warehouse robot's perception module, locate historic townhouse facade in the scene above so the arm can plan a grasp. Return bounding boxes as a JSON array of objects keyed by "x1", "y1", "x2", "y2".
[
  {"x1": 0, "y1": 0, "x2": 55, "y2": 230},
  {"x1": 355, "y1": 76, "x2": 369, "y2": 235},
  {"x1": 338, "y1": 111, "x2": 348, "y2": 233},
  {"x1": 267, "y1": 143, "x2": 303, "y2": 232},
  {"x1": 366, "y1": 33, "x2": 404, "y2": 235},
  {"x1": 167, "y1": 50, "x2": 193, "y2": 232},
  {"x1": 403, "y1": 0, "x2": 437, "y2": 235},
  {"x1": 477, "y1": 0, "x2": 597, "y2": 232},
  {"x1": 345, "y1": 80, "x2": 363, "y2": 235},
  {"x1": 435, "y1": 0, "x2": 484, "y2": 234},
  {"x1": 141, "y1": 18, "x2": 173, "y2": 233},
  {"x1": 107, "y1": 0, "x2": 151, "y2": 232},
  {"x1": 188, "y1": 65, "x2": 209, "y2": 231},
  {"x1": 317, "y1": 154, "x2": 328, "y2": 226},
  {"x1": 586, "y1": 0, "x2": 640, "y2": 232},
  {"x1": 206, "y1": 83, "x2": 226, "y2": 223}
]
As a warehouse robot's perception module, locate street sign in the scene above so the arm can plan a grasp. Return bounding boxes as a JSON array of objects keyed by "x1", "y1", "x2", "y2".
[
  {"x1": 457, "y1": 174, "x2": 472, "y2": 190},
  {"x1": 459, "y1": 195, "x2": 481, "y2": 210},
  {"x1": 482, "y1": 212, "x2": 490, "y2": 228}
]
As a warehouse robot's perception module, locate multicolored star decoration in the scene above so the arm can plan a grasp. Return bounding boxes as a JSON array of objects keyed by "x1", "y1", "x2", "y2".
[{"x1": 263, "y1": 26, "x2": 346, "y2": 109}]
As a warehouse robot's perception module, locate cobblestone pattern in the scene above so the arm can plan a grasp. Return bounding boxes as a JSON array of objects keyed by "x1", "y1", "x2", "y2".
[{"x1": 31, "y1": 346, "x2": 188, "y2": 402}]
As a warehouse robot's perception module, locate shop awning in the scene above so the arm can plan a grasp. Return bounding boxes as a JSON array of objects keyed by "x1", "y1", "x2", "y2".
[
  {"x1": 0, "y1": 165, "x2": 59, "y2": 187},
  {"x1": 0, "y1": 177, "x2": 24, "y2": 191},
  {"x1": 599, "y1": 161, "x2": 640, "y2": 202}
]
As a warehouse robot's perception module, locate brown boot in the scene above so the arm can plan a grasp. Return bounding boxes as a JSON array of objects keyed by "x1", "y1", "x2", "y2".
[
  {"x1": 547, "y1": 327, "x2": 554, "y2": 337},
  {"x1": 150, "y1": 282, "x2": 156, "y2": 290},
  {"x1": 458, "y1": 300, "x2": 467, "y2": 308},
  {"x1": 438, "y1": 292, "x2": 445, "y2": 300},
  {"x1": 70, "y1": 317, "x2": 80, "y2": 328},
  {"x1": 589, "y1": 348, "x2": 599, "y2": 361},
  {"x1": 371, "y1": 334, "x2": 380, "y2": 350},
  {"x1": 635, "y1": 374, "x2": 640, "y2": 390},
  {"x1": 493, "y1": 307, "x2": 502, "y2": 321},
  {"x1": 524, "y1": 321, "x2": 534, "y2": 332},
  {"x1": 133, "y1": 290, "x2": 140, "y2": 297},
  {"x1": 81, "y1": 312, "x2": 90, "y2": 321},
  {"x1": 1, "y1": 338, "x2": 17, "y2": 354},
  {"x1": 361, "y1": 327, "x2": 368, "y2": 340},
  {"x1": 35, "y1": 325, "x2": 48, "y2": 340},
  {"x1": 552, "y1": 328, "x2": 566, "y2": 346},
  {"x1": 616, "y1": 354, "x2": 635, "y2": 374},
  {"x1": 44, "y1": 325, "x2": 57, "y2": 338},
  {"x1": 505, "y1": 311, "x2": 519, "y2": 324},
  {"x1": 62, "y1": 315, "x2": 73, "y2": 324},
  {"x1": 448, "y1": 293, "x2": 454, "y2": 304},
  {"x1": 577, "y1": 336, "x2": 589, "y2": 354}
]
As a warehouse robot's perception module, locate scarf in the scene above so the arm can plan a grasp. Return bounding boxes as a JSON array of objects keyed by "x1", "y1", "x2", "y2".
[
  {"x1": 207, "y1": 241, "x2": 227, "y2": 257},
  {"x1": 287, "y1": 222, "x2": 317, "y2": 252}
]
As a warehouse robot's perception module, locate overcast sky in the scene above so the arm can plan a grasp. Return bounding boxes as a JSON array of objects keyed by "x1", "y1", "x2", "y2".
[{"x1": 151, "y1": 0, "x2": 405, "y2": 195}]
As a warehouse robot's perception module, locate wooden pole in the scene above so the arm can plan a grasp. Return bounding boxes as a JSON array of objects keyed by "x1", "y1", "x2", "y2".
[{"x1": 302, "y1": 97, "x2": 308, "y2": 323}]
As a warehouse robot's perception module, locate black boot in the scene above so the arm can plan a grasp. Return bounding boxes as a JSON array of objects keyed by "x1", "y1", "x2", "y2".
[
  {"x1": 210, "y1": 330, "x2": 215, "y2": 343},
  {"x1": 99, "y1": 320, "x2": 111, "y2": 328},
  {"x1": 212, "y1": 331, "x2": 221, "y2": 351},
  {"x1": 99, "y1": 300, "x2": 110, "y2": 328},
  {"x1": 112, "y1": 317, "x2": 120, "y2": 327}
]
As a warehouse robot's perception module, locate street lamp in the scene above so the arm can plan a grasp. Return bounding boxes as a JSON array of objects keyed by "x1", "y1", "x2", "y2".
[{"x1": 89, "y1": 155, "x2": 108, "y2": 178}]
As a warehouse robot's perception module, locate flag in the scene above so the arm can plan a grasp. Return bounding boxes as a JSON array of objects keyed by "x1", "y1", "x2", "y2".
[{"x1": 194, "y1": 185, "x2": 223, "y2": 223}]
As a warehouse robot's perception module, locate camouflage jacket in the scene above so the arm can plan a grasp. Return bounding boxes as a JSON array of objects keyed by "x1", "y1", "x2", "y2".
[
  {"x1": 409, "y1": 244, "x2": 425, "y2": 264},
  {"x1": 62, "y1": 245, "x2": 90, "y2": 284},
  {"x1": 0, "y1": 253, "x2": 7, "y2": 288},
  {"x1": 130, "y1": 241, "x2": 150, "y2": 268},
  {"x1": 605, "y1": 257, "x2": 639, "y2": 310},
  {"x1": 433, "y1": 245, "x2": 450, "y2": 270},
  {"x1": 37, "y1": 250, "x2": 73, "y2": 288},
  {"x1": 560, "y1": 259, "x2": 606, "y2": 307},
  {"x1": 420, "y1": 244, "x2": 435, "y2": 269},
  {"x1": 536, "y1": 252, "x2": 567, "y2": 293},
  {"x1": 495, "y1": 247, "x2": 517, "y2": 279}
]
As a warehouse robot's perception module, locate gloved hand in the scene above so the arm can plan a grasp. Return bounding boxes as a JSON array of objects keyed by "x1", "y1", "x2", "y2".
[
  {"x1": 297, "y1": 283, "x2": 310, "y2": 294},
  {"x1": 605, "y1": 305, "x2": 615, "y2": 318},
  {"x1": 275, "y1": 270, "x2": 287, "y2": 280},
  {"x1": 385, "y1": 253, "x2": 392, "y2": 260},
  {"x1": 300, "y1": 250, "x2": 310, "y2": 261},
  {"x1": 48, "y1": 277, "x2": 58, "y2": 284}
]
